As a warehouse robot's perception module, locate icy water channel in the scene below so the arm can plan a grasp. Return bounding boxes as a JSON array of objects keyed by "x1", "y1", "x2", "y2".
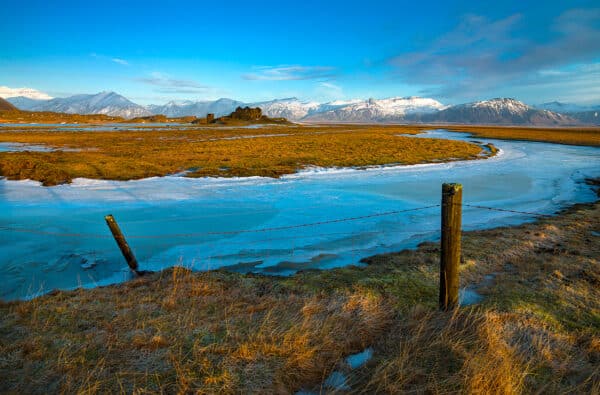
[{"x1": 1, "y1": 129, "x2": 599, "y2": 299}]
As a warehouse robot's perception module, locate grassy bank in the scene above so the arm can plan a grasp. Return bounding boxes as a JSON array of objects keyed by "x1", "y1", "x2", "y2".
[
  {"x1": 0, "y1": 125, "x2": 484, "y2": 185},
  {"x1": 1, "y1": 184, "x2": 598, "y2": 393},
  {"x1": 446, "y1": 125, "x2": 600, "y2": 147},
  {"x1": 0, "y1": 110, "x2": 124, "y2": 124}
]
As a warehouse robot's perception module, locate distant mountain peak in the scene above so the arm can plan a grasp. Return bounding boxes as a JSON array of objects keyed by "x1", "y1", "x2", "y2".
[
  {"x1": 5, "y1": 90, "x2": 151, "y2": 118},
  {"x1": 0, "y1": 86, "x2": 53, "y2": 100}
]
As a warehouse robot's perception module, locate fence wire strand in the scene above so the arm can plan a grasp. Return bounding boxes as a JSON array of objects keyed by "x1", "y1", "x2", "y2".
[
  {"x1": 0, "y1": 202, "x2": 558, "y2": 244},
  {"x1": 462, "y1": 203, "x2": 555, "y2": 218},
  {"x1": 0, "y1": 204, "x2": 440, "y2": 239}
]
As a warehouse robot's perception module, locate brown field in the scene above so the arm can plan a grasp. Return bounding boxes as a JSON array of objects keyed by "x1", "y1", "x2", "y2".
[
  {"x1": 0, "y1": 125, "x2": 486, "y2": 186},
  {"x1": 1, "y1": 183, "x2": 598, "y2": 393},
  {"x1": 445, "y1": 125, "x2": 600, "y2": 147},
  {"x1": 0, "y1": 110, "x2": 125, "y2": 124}
]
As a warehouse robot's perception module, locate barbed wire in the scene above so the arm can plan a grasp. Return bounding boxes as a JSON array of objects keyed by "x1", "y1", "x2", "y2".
[
  {"x1": 135, "y1": 227, "x2": 443, "y2": 249},
  {"x1": 0, "y1": 204, "x2": 440, "y2": 239},
  {"x1": 461, "y1": 203, "x2": 554, "y2": 218},
  {"x1": 0, "y1": 201, "x2": 560, "y2": 245}
]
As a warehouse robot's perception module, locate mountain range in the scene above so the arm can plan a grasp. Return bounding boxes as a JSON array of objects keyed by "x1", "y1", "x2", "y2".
[
  {"x1": 5, "y1": 91, "x2": 599, "y2": 126},
  {"x1": 7, "y1": 92, "x2": 152, "y2": 118}
]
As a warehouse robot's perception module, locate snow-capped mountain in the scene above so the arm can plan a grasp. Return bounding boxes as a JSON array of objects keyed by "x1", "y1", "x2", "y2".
[
  {"x1": 422, "y1": 98, "x2": 577, "y2": 126},
  {"x1": 8, "y1": 91, "x2": 151, "y2": 118},
  {"x1": 251, "y1": 98, "x2": 322, "y2": 120},
  {"x1": 0, "y1": 86, "x2": 53, "y2": 100},
  {"x1": 145, "y1": 97, "x2": 360, "y2": 121},
  {"x1": 303, "y1": 97, "x2": 446, "y2": 122},
  {"x1": 147, "y1": 98, "x2": 245, "y2": 118},
  {"x1": 314, "y1": 99, "x2": 364, "y2": 113}
]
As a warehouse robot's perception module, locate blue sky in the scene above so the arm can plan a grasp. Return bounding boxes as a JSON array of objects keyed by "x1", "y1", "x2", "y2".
[{"x1": 1, "y1": 0, "x2": 599, "y2": 105}]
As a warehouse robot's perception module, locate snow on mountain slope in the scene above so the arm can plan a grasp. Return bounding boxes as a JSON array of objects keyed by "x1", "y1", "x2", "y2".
[
  {"x1": 423, "y1": 98, "x2": 578, "y2": 126},
  {"x1": 303, "y1": 97, "x2": 446, "y2": 122},
  {"x1": 251, "y1": 98, "x2": 322, "y2": 120},
  {"x1": 0, "y1": 86, "x2": 53, "y2": 100},
  {"x1": 147, "y1": 98, "x2": 244, "y2": 118},
  {"x1": 146, "y1": 97, "x2": 352, "y2": 121},
  {"x1": 16, "y1": 91, "x2": 151, "y2": 118}
]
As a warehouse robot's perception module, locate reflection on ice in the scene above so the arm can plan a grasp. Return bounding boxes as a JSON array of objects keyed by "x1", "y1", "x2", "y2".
[{"x1": 1, "y1": 130, "x2": 599, "y2": 299}]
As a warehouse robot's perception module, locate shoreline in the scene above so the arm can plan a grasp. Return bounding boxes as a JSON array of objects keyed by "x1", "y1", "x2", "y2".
[
  {"x1": 0, "y1": 144, "x2": 503, "y2": 189},
  {"x1": 1, "y1": 181, "x2": 598, "y2": 393},
  {"x1": 2, "y1": 177, "x2": 597, "y2": 303},
  {"x1": 0, "y1": 126, "x2": 482, "y2": 186},
  {"x1": 0, "y1": 128, "x2": 495, "y2": 186}
]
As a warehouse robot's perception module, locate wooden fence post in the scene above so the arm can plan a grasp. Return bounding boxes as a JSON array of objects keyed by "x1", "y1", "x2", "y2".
[
  {"x1": 104, "y1": 214, "x2": 140, "y2": 275},
  {"x1": 440, "y1": 183, "x2": 462, "y2": 310}
]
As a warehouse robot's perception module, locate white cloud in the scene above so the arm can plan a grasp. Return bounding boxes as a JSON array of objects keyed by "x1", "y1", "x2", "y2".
[
  {"x1": 389, "y1": 8, "x2": 600, "y2": 100},
  {"x1": 0, "y1": 86, "x2": 53, "y2": 100},
  {"x1": 112, "y1": 58, "x2": 129, "y2": 66},
  {"x1": 243, "y1": 65, "x2": 336, "y2": 81},
  {"x1": 91, "y1": 53, "x2": 129, "y2": 66},
  {"x1": 135, "y1": 72, "x2": 211, "y2": 94}
]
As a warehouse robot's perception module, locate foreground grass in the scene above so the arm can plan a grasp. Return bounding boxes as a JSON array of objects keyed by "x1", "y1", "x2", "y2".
[
  {"x1": 0, "y1": 125, "x2": 484, "y2": 185},
  {"x1": 1, "y1": 186, "x2": 598, "y2": 393},
  {"x1": 446, "y1": 125, "x2": 600, "y2": 147}
]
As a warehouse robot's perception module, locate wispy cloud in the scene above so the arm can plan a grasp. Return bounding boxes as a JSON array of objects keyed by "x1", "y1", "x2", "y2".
[
  {"x1": 111, "y1": 58, "x2": 129, "y2": 66},
  {"x1": 389, "y1": 8, "x2": 600, "y2": 99},
  {"x1": 243, "y1": 65, "x2": 336, "y2": 81},
  {"x1": 135, "y1": 72, "x2": 210, "y2": 93},
  {"x1": 91, "y1": 53, "x2": 130, "y2": 66},
  {"x1": 315, "y1": 82, "x2": 344, "y2": 100}
]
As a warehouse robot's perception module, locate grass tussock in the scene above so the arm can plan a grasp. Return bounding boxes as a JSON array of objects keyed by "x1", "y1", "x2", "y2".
[
  {"x1": 0, "y1": 125, "x2": 484, "y2": 185},
  {"x1": 354, "y1": 309, "x2": 528, "y2": 394}
]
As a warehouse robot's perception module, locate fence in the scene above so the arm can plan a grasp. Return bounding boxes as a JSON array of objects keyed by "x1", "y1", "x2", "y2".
[{"x1": 1, "y1": 183, "x2": 555, "y2": 308}]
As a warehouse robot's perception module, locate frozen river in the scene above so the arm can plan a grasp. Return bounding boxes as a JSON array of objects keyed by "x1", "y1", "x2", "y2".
[{"x1": 1, "y1": 130, "x2": 599, "y2": 300}]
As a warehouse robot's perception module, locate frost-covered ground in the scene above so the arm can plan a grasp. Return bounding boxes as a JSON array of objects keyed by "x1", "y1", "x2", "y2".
[{"x1": 1, "y1": 130, "x2": 599, "y2": 300}]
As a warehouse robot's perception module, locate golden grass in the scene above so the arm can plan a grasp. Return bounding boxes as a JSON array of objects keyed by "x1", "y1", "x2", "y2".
[
  {"x1": 446, "y1": 125, "x2": 600, "y2": 147},
  {"x1": 0, "y1": 125, "x2": 484, "y2": 185},
  {"x1": 1, "y1": 185, "x2": 599, "y2": 393},
  {"x1": 0, "y1": 268, "x2": 393, "y2": 393},
  {"x1": 0, "y1": 110, "x2": 124, "y2": 124}
]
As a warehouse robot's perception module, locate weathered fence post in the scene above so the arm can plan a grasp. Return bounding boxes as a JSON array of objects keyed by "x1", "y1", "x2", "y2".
[
  {"x1": 104, "y1": 214, "x2": 140, "y2": 274},
  {"x1": 440, "y1": 183, "x2": 462, "y2": 310}
]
